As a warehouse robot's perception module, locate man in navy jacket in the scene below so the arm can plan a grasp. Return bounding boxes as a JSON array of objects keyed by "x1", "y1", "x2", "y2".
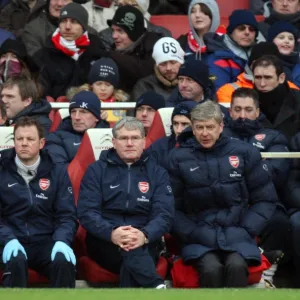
[
  {"x1": 0, "y1": 117, "x2": 77, "y2": 287},
  {"x1": 45, "y1": 91, "x2": 109, "y2": 165},
  {"x1": 77, "y1": 117, "x2": 174, "y2": 288},
  {"x1": 169, "y1": 100, "x2": 277, "y2": 288}
]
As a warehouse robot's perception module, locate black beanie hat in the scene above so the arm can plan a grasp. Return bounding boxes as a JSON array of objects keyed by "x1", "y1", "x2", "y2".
[
  {"x1": 0, "y1": 39, "x2": 27, "y2": 62},
  {"x1": 227, "y1": 9, "x2": 258, "y2": 35},
  {"x1": 171, "y1": 101, "x2": 198, "y2": 122},
  {"x1": 267, "y1": 20, "x2": 298, "y2": 42},
  {"x1": 88, "y1": 57, "x2": 120, "y2": 88},
  {"x1": 248, "y1": 42, "x2": 280, "y2": 66},
  {"x1": 178, "y1": 60, "x2": 210, "y2": 91},
  {"x1": 59, "y1": 3, "x2": 88, "y2": 30},
  {"x1": 107, "y1": 5, "x2": 146, "y2": 42},
  {"x1": 135, "y1": 91, "x2": 165, "y2": 114}
]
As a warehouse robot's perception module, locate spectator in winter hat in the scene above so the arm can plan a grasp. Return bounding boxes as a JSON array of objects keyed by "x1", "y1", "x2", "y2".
[
  {"x1": 45, "y1": 90, "x2": 109, "y2": 165},
  {"x1": 147, "y1": 101, "x2": 198, "y2": 170},
  {"x1": 98, "y1": 0, "x2": 171, "y2": 51},
  {"x1": 135, "y1": 91, "x2": 165, "y2": 134},
  {"x1": 98, "y1": 5, "x2": 162, "y2": 94},
  {"x1": 35, "y1": 2, "x2": 106, "y2": 99},
  {"x1": 206, "y1": 9, "x2": 260, "y2": 90},
  {"x1": 131, "y1": 37, "x2": 185, "y2": 102},
  {"x1": 177, "y1": 0, "x2": 224, "y2": 58},
  {"x1": 267, "y1": 21, "x2": 300, "y2": 88}
]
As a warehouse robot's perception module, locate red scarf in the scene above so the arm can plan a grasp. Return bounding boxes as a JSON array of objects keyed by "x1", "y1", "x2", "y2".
[
  {"x1": 51, "y1": 28, "x2": 90, "y2": 61},
  {"x1": 187, "y1": 25, "x2": 226, "y2": 53},
  {"x1": 102, "y1": 96, "x2": 115, "y2": 103}
]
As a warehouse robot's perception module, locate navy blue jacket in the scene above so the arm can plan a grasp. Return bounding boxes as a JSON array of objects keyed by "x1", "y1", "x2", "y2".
[
  {"x1": 0, "y1": 148, "x2": 77, "y2": 246},
  {"x1": 45, "y1": 117, "x2": 109, "y2": 165},
  {"x1": 168, "y1": 129, "x2": 277, "y2": 264},
  {"x1": 7, "y1": 98, "x2": 52, "y2": 136},
  {"x1": 223, "y1": 117, "x2": 290, "y2": 192},
  {"x1": 77, "y1": 148, "x2": 174, "y2": 243}
]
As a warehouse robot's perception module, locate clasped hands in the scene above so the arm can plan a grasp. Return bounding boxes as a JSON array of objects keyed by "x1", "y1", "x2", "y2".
[{"x1": 111, "y1": 226, "x2": 146, "y2": 251}]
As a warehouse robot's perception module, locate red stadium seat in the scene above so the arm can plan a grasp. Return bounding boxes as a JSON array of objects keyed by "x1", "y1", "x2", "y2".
[
  {"x1": 56, "y1": 96, "x2": 69, "y2": 103},
  {"x1": 216, "y1": 0, "x2": 249, "y2": 17},
  {"x1": 78, "y1": 255, "x2": 168, "y2": 284},
  {"x1": 46, "y1": 96, "x2": 56, "y2": 123},
  {"x1": 150, "y1": 15, "x2": 189, "y2": 39},
  {"x1": 145, "y1": 107, "x2": 174, "y2": 148},
  {"x1": 49, "y1": 109, "x2": 70, "y2": 132},
  {"x1": 171, "y1": 255, "x2": 271, "y2": 287}
]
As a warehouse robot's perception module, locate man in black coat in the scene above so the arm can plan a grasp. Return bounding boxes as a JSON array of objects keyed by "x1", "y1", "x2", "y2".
[
  {"x1": 253, "y1": 54, "x2": 300, "y2": 143},
  {"x1": 169, "y1": 100, "x2": 277, "y2": 288},
  {"x1": 36, "y1": 2, "x2": 106, "y2": 99}
]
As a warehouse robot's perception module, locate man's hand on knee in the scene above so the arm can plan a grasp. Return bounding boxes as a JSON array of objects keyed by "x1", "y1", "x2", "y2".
[
  {"x1": 3, "y1": 239, "x2": 27, "y2": 263},
  {"x1": 111, "y1": 226, "x2": 137, "y2": 250},
  {"x1": 123, "y1": 228, "x2": 147, "y2": 251},
  {"x1": 51, "y1": 241, "x2": 76, "y2": 266}
]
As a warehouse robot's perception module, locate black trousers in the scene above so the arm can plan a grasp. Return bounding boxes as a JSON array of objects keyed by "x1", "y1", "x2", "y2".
[
  {"x1": 1, "y1": 238, "x2": 75, "y2": 288},
  {"x1": 86, "y1": 234, "x2": 163, "y2": 288},
  {"x1": 195, "y1": 251, "x2": 248, "y2": 288},
  {"x1": 259, "y1": 207, "x2": 291, "y2": 260}
]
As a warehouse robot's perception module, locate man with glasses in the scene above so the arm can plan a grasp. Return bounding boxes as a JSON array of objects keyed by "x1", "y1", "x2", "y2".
[
  {"x1": 260, "y1": 0, "x2": 300, "y2": 39},
  {"x1": 206, "y1": 9, "x2": 259, "y2": 91},
  {"x1": 134, "y1": 91, "x2": 165, "y2": 135},
  {"x1": 77, "y1": 116, "x2": 174, "y2": 288}
]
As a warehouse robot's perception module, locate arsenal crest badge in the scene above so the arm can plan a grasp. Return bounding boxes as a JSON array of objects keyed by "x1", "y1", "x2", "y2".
[
  {"x1": 139, "y1": 182, "x2": 149, "y2": 193},
  {"x1": 255, "y1": 134, "x2": 266, "y2": 141},
  {"x1": 39, "y1": 178, "x2": 50, "y2": 191},
  {"x1": 229, "y1": 156, "x2": 239, "y2": 168}
]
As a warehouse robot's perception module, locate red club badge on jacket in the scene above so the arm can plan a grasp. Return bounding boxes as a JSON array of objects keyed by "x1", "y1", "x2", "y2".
[
  {"x1": 255, "y1": 134, "x2": 266, "y2": 141},
  {"x1": 139, "y1": 182, "x2": 149, "y2": 193},
  {"x1": 39, "y1": 178, "x2": 50, "y2": 191},
  {"x1": 229, "y1": 156, "x2": 239, "y2": 168}
]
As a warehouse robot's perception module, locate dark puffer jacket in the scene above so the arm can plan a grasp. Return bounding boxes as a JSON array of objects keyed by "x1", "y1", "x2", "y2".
[{"x1": 168, "y1": 129, "x2": 277, "y2": 265}]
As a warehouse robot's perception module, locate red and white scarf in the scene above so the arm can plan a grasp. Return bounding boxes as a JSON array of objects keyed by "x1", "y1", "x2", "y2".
[
  {"x1": 51, "y1": 28, "x2": 90, "y2": 61},
  {"x1": 187, "y1": 25, "x2": 226, "y2": 53}
]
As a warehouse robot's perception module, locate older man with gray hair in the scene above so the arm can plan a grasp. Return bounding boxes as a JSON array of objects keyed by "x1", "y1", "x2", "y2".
[
  {"x1": 169, "y1": 100, "x2": 277, "y2": 288},
  {"x1": 77, "y1": 116, "x2": 174, "y2": 288}
]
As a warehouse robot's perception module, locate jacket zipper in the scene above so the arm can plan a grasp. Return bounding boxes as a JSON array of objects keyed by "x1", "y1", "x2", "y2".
[
  {"x1": 125, "y1": 166, "x2": 131, "y2": 210},
  {"x1": 25, "y1": 182, "x2": 33, "y2": 238}
]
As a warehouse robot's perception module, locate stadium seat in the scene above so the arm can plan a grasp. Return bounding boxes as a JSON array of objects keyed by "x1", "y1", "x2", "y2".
[
  {"x1": 49, "y1": 108, "x2": 70, "y2": 132},
  {"x1": 46, "y1": 96, "x2": 56, "y2": 123},
  {"x1": 171, "y1": 255, "x2": 271, "y2": 288},
  {"x1": 78, "y1": 255, "x2": 169, "y2": 284},
  {"x1": 56, "y1": 96, "x2": 69, "y2": 103},
  {"x1": 0, "y1": 126, "x2": 14, "y2": 152},
  {"x1": 216, "y1": 0, "x2": 249, "y2": 17},
  {"x1": 68, "y1": 128, "x2": 113, "y2": 202},
  {"x1": 145, "y1": 107, "x2": 174, "y2": 148},
  {"x1": 150, "y1": 15, "x2": 189, "y2": 39}
]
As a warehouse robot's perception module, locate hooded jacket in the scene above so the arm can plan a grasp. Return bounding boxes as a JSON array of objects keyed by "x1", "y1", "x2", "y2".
[
  {"x1": 0, "y1": 148, "x2": 78, "y2": 246},
  {"x1": 168, "y1": 128, "x2": 277, "y2": 264},
  {"x1": 77, "y1": 148, "x2": 174, "y2": 243},
  {"x1": 45, "y1": 117, "x2": 109, "y2": 165},
  {"x1": 7, "y1": 98, "x2": 52, "y2": 136},
  {"x1": 177, "y1": 0, "x2": 221, "y2": 57}
]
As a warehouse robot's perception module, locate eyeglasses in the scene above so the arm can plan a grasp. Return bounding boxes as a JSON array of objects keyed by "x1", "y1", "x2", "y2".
[
  {"x1": 236, "y1": 25, "x2": 256, "y2": 33},
  {"x1": 136, "y1": 107, "x2": 156, "y2": 113},
  {"x1": 115, "y1": 136, "x2": 144, "y2": 142}
]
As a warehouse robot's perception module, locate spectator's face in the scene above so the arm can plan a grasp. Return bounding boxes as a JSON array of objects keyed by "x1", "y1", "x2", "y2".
[
  {"x1": 178, "y1": 76, "x2": 203, "y2": 102},
  {"x1": 231, "y1": 25, "x2": 256, "y2": 47},
  {"x1": 0, "y1": 106, "x2": 7, "y2": 125},
  {"x1": 272, "y1": 0, "x2": 300, "y2": 14},
  {"x1": 157, "y1": 61, "x2": 182, "y2": 81},
  {"x1": 135, "y1": 105, "x2": 156, "y2": 133},
  {"x1": 230, "y1": 97, "x2": 260, "y2": 120},
  {"x1": 192, "y1": 118, "x2": 223, "y2": 148},
  {"x1": 0, "y1": 52, "x2": 19, "y2": 63},
  {"x1": 71, "y1": 108, "x2": 99, "y2": 132},
  {"x1": 190, "y1": 4, "x2": 212, "y2": 33},
  {"x1": 116, "y1": 0, "x2": 140, "y2": 9},
  {"x1": 14, "y1": 125, "x2": 45, "y2": 165},
  {"x1": 112, "y1": 127, "x2": 145, "y2": 163},
  {"x1": 172, "y1": 115, "x2": 191, "y2": 138},
  {"x1": 59, "y1": 18, "x2": 83, "y2": 41},
  {"x1": 254, "y1": 65, "x2": 285, "y2": 92},
  {"x1": 92, "y1": 81, "x2": 114, "y2": 101},
  {"x1": 112, "y1": 25, "x2": 133, "y2": 50},
  {"x1": 273, "y1": 32, "x2": 295, "y2": 55},
  {"x1": 49, "y1": 0, "x2": 72, "y2": 18},
  {"x1": 1, "y1": 85, "x2": 31, "y2": 119}
]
